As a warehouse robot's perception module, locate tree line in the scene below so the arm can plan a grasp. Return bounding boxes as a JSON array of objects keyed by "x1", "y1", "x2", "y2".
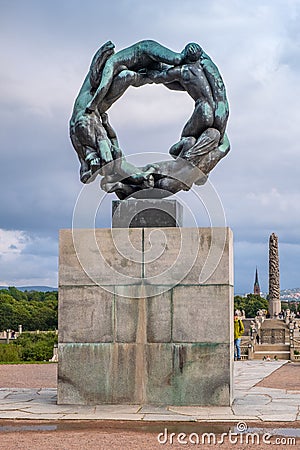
[
  {"x1": 234, "y1": 293, "x2": 300, "y2": 318},
  {"x1": 0, "y1": 332, "x2": 57, "y2": 362},
  {"x1": 234, "y1": 294, "x2": 268, "y2": 318},
  {"x1": 0, "y1": 287, "x2": 57, "y2": 332}
]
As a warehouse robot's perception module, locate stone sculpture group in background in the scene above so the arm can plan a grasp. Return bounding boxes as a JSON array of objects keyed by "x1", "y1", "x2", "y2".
[{"x1": 70, "y1": 40, "x2": 230, "y2": 199}]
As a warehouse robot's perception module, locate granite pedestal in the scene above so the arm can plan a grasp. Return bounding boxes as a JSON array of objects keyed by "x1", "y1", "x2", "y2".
[
  {"x1": 58, "y1": 226, "x2": 233, "y2": 406},
  {"x1": 112, "y1": 199, "x2": 183, "y2": 228}
]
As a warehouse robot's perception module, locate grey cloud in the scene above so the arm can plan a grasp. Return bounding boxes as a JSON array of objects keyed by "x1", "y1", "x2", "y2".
[
  {"x1": 21, "y1": 235, "x2": 58, "y2": 257},
  {"x1": 0, "y1": 0, "x2": 299, "y2": 292}
]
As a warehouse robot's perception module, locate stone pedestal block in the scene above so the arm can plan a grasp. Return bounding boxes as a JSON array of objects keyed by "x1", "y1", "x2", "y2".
[
  {"x1": 58, "y1": 227, "x2": 234, "y2": 406},
  {"x1": 112, "y1": 199, "x2": 183, "y2": 228}
]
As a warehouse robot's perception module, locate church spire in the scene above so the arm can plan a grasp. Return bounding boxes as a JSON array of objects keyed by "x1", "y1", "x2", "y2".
[{"x1": 254, "y1": 267, "x2": 260, "y2": 295}]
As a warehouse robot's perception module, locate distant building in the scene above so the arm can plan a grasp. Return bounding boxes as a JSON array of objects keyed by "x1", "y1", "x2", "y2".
[{"x1": 253, "y1": 267, "x2": 261, "y2": 296}]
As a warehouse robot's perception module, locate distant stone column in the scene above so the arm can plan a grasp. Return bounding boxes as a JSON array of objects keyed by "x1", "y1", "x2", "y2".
[{"x1": 269, "y1": 233, "x2": 281, "y2": 318}]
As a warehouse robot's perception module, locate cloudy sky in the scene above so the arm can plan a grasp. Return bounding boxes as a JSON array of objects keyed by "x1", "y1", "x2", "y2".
[{"x1": 0, "y1": 0, "x2": 299, "y2": 293}]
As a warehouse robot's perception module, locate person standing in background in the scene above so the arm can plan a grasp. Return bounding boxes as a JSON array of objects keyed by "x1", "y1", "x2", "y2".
[{"x1": 234, "y1": 312, "x2": 244, "y2": 360}]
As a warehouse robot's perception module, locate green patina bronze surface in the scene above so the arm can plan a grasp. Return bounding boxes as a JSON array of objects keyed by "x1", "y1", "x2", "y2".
[{"x1": 70, "y1": 40, "x2": 230, "y2": 199}]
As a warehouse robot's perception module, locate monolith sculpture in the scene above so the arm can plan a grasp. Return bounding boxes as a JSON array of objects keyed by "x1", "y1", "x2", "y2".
[
  {"x1": 269, "y1": 232, "x2": 281, "y2": 318},
  {"x1": 58, "y1": 40, "x2": 233, "y2": 406}
]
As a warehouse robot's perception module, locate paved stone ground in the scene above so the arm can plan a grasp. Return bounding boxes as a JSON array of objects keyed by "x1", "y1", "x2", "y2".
[
  {"x1": 0, "y1": 422, "x2": 299, "y2": 449},
  {"x1": 0, "y1": 361, "x2": 299, "y2": 449},
  {"x1": 0, "y1": 361, "x2": 300, "y2": 422},
  {"x1": 256, "y1": 362, "x2": 300, "y2": 390},
  {"x1": 0, "y1": 363, "x2": 57, "y2": 388}
]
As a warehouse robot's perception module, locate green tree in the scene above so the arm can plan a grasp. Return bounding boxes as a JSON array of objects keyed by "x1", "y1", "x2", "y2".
[
  {"x1": 234, "y1": 294, "x2": 269, "y2": 318},
  {"x1": 14, "y1": 332, "x2": 57, "y2": 361},
  {"x1": 7, "y1": 286, "x2": 27, "y2": 302},
  {"x1": 0, "y1": 293, "x2": 27, "y2": 330},
  {"x1": 0, "y1": 288, "x2": 58, "y2": 332},
  {"x1": 26, "y1": 291, "x2": 44, "y2": 302},
  {"x1": 0, "y1": 343, "x2": 21, "y2": 362}
]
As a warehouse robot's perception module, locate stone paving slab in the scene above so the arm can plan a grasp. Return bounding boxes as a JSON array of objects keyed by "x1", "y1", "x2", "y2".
[
  {"x1": 168, "y1": 406, "x2": 234, "y2": 416},
  {"x1": 258, "y1": 414, "x2": 298, "y2": 422},
  {"x1": 139, "y1": 405, "x2": 174, "y2": 415},
  {"x1": 62, "y1": 413, "x2": 146, "y2": 420},
  {"x1": 233, "y1": 395, "x2": 272, "y2": 406},
  {"x1": 94, "y1": 405, "x2": 141, "y2": 413},
  {"x1": 0, "y1": 404, "x2": 34, "y2": 411},
  {"x1": 142, "y1": 414, "x2": 198, "y2": 421},
  {"x1": 0, "y1": 360, "x2": 299, "y2": 422},
  {"x1": 231, "y1": 408, "x2": 261, "y2": 416}
]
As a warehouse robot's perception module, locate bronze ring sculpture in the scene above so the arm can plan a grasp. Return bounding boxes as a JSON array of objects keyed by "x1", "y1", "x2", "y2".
[{"x1": 70, "y1": 40, "x2": 230, "y2": 199}]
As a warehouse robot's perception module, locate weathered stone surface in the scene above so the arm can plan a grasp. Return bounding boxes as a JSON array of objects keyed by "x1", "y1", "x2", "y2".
[
  {"x1": 143, "y1": 227, "x2": 233, "y2": 286},
  {"x1": 115, "y1": 295, "x2": 139, "y2": 343},
  {"x1": 58, "y1": 343, "x2": 114, "y2": 404},
  {"x1": 59, "y1": 227, "x2": 233, "y2": 287},
  {"x1": 114, "y1": 285, "x2": 149, "y2": 344},
  {"x1": 58, "y1": 286, "x2": 114, "y2": 343},
  {"x1": 146, "y1": 343, "x2": 232, "y2": 406},
  {"x1": 147, "y1": 291, "x2": 172, "y2": 343},
  {"x1": 59, "y1": 228, "x2": 143, "y2": 286},
  {"x1": 58, "y1": 342, "x2": 232, "y2": 406},
  {"x1": 58, "y1": 227, "x2": 233, "y2": 406},
  {"x1": 112, "y1": 199, "x2": 183, "y2": 228},
  {"x1": 58, "y1": 343, "x2": 137, "y2": 405},
  {"x1": 172, "y1": 285, "x2": 234, "y2": 343}
]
